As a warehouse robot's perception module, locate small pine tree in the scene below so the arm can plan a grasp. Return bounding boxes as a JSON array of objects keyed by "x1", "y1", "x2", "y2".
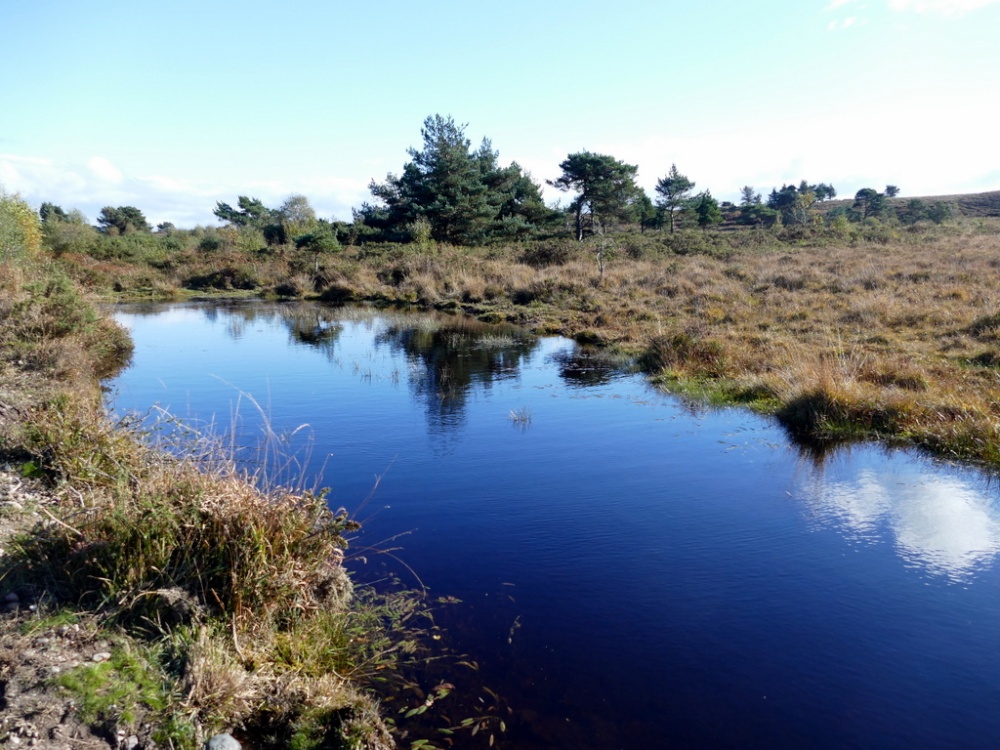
[{"x1": 693, "y1": 191, "x2": 722, "y2": 231}]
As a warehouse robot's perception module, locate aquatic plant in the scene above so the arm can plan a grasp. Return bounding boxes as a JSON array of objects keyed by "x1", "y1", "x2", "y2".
[{"x1": 508, "y1": 407, "x2": 531, "y2": 425}]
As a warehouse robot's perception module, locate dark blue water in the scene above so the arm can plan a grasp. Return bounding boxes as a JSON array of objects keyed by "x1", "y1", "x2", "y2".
[{"x1": 110, "y1": 301, "x2": 1000, "y2": 749}]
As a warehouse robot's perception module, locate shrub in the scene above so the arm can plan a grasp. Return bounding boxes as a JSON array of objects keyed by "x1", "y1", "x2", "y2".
[
  {"x1": 520, "y1": 239, "x2": 575, "y2": 267},
  {"x1": 0, "y1": 188, "x2": 42, "y2": 260},
  {"x1": 43, "y1": 217, "x2": 100, "y2": 256},
  {"x1": 185, "y1": 267, "x2": 260, "y2": 291},
  {"x1": 199, "y1": 235, "x2": 222, "y2": 252}
]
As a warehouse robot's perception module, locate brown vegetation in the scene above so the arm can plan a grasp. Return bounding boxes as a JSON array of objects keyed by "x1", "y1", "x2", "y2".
[{"x1": 61, "y1": 218, "x2": 1000, "y2": 465}]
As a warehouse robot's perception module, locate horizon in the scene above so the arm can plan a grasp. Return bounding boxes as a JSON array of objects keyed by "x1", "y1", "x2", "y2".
[{"x1": 2, "y1": 0, "x2": 998, "y2": 228}]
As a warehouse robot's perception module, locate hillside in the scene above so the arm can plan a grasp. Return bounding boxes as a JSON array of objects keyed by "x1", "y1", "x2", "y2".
[
  {"x1": 920, "y1": 190, "x2": 1000, "y2": 217},
  {"x1": 814, "y1": 189, "x2": 1000, "y2": 218}
]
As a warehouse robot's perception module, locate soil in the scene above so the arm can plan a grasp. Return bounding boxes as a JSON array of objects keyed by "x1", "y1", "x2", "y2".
[{"x1": 0, "y1": 468, "x2": 126, "y2": 750}]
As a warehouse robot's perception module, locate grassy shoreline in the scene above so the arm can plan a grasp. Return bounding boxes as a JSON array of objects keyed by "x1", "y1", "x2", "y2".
[{"x1": 0, "y1": 258, "x2": 408, "y2": 747}]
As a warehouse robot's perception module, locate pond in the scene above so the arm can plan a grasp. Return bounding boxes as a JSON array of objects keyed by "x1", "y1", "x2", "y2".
[{"x1": 109, "y1": 301, "x2": 1000, "y2": 749}]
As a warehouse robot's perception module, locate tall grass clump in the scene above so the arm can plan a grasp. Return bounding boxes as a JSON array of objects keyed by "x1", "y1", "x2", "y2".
[
  {"x1": 5, "y1": 402, "x2": 398, "y2": 747},
  {"x1": 10, "y1": 417, "x2": 357, "y2": 632}
]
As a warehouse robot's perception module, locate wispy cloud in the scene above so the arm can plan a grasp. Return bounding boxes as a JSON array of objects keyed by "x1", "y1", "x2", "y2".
[
  {"x1": 825, "y1": 0, "x2": 868, "y2": 29},
  {"x1": 888, "y1": 0, "x2": 1000, "y2": 12},
  {"x1": 828, "y1": 15, "x2": 861, "y2": 28}
]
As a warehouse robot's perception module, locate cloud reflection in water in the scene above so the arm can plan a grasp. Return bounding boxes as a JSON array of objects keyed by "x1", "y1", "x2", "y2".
[{"x1": 800, "y1": 468, "x2": 1000, "y2": 581}]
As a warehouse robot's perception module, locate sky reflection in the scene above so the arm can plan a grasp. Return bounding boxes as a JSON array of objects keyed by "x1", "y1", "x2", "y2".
[{"x1": 799, "y1": 466, "x2": 1000, "y2": 581}]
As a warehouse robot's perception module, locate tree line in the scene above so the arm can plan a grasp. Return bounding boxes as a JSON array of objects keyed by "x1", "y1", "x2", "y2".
[{"x1": 32, "y1": 114, "x2": 954, "y2": 250}]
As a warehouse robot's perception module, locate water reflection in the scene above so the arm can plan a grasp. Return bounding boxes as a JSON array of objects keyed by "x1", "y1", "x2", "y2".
[
  {"x1": 211, "y1": 302, "x2": 346, "y2": 358},
  {"x1": 117, "y1": 301, "x2": 551, "y2": 437},
  {"x1": 799, "y1": 464, "x2": 1000, "y2": 580},
  {"x1": 548, "y1": 347, "x2": 629, "y2": 388},
  {"x1": 373, "y1": 317, "x2": 538, "y2": 434},
  {"x1": 119, "y1": 301, "x2": 1000, "y2": 581}
]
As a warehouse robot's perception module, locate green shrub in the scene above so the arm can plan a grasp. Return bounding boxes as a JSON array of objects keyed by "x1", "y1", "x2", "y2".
[
  {"x1": 0, "y1": 188, "x2": 42, "y2": 260},
  {"x1": 520, "y1": 238, "x2": 576, "y2": 267}
]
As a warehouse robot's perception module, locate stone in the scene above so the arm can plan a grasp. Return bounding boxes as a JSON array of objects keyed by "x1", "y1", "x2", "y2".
[{"x1": 205, "y1": 734, "x2": 241, "y2": 750}]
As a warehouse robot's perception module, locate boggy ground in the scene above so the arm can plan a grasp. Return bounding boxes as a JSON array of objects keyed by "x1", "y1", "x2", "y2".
[{"x1": 70, "y1": 218, "x2": 1000, "y2": 466}]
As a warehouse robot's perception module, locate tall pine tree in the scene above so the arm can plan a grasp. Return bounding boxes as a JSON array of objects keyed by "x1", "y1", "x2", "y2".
[{"x1": 366, "y1": 115, "x2": 553, "y2": 244}]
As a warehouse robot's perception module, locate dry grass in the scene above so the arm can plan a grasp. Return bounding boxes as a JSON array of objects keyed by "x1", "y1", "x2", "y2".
[
  {"x1": 304, "y1": 222, "x2": 1000, "y2": 462},
  {"x1": 51, "y1": 218, "x2": 1000, "y2": 462}
]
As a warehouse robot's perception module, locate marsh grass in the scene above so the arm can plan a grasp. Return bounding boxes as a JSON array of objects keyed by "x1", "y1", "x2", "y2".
[
  {"x1": 37, "y1": 215, "x2": 1000, "y2": 464},
  {"x1": 54, "y1": 640, "x2": 186, "y2": 739}
]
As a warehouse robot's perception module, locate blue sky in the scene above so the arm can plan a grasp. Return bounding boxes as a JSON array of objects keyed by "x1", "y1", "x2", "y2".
[{"x1": 2, "y1": 0, "x2": 998, "y2": 227}]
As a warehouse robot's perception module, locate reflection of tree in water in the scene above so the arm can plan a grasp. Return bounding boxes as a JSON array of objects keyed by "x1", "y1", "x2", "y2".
[
  {"x1": 549, "y1": 347, "x2": 629, "y2": 388},
  {"x1": 280, "y1": 306, "x2": 343, "y2": 360},
  {"x1": 199, "y1": 301, "x2": 344, "y2": 359},
  {"x1": 169, "y1": 301, "x2": 542, "y2": 437},
  {"x1": 115, "y1": 302, "x2": 170, "y2": 317},
  {"x1": 375, "y1": 317, "x2": 538, "y2": 434}
]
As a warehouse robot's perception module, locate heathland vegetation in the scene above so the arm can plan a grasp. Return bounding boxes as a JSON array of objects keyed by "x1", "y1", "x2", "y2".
[
  {"x1": 2, "y1": 112, "x2": 1000, "y2": 745},
  {"x1": 19, "y1": 114, "x2": 1000, "y2": 465}
]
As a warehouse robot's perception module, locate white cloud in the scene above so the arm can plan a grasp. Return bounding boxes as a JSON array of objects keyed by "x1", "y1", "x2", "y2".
[
  {"x1": 87, "y1": 156, "x2": 124, "y2": 184},
  {"x1": 0, "y1": 153, "x2": 370, "y2": 227},
  {"x1": 888, "y1": 0, "x2": 1000, "y2": 13},
  {"x1": 827, "y1": 0, "x2": 859, "y2": 8}
]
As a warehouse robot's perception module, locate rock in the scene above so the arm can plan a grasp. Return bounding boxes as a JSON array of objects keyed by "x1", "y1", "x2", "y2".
[
  {"x1": 91, "y1": 652, "x2": 111, "y2": 663},
  {"x1": 124, "y1": 736, "x2": 139, "y2": 750},
  {"x1": 205, "y1": 734, "x2": 241, "y2": 750}
]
